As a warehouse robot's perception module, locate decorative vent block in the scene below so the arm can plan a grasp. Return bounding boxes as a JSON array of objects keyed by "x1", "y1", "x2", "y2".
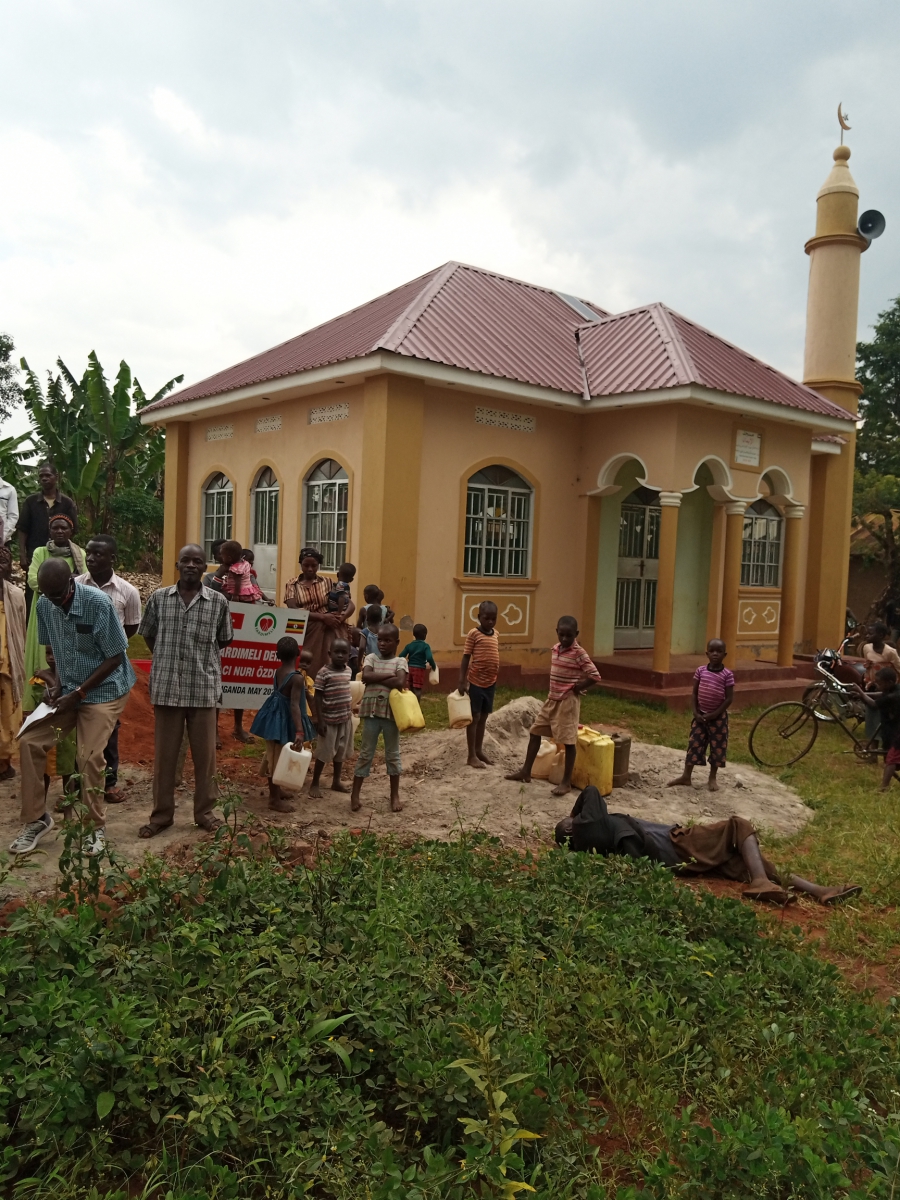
[
  {"x1": 255, "y1": 414, "x2": 282, "y2": 434},
  {"x1": 475, "y1": 406, "x2": 536, "y2": 433},
  {"x1": 309, "y1": 402, "x2": 349, "y2": 425},
  {"x1": 206, "y1": 424, "x2": 234, "y2": 442}
]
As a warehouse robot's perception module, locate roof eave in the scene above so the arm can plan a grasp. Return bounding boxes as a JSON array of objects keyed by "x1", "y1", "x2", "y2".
[
  {"x1": 139, "y1": 351, "x2": 587, "y2": 424},
  {"x1": 583, "y1": 384, "x2": 856, "y2": 433}
]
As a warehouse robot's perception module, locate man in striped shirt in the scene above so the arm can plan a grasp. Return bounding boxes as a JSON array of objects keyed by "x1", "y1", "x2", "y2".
[
  {"x1": 506, "y1": 615, "x2": 602, "y2": 796},
  {"x1": 668, "y1": 638, "x2": 734, "y2": 792}
]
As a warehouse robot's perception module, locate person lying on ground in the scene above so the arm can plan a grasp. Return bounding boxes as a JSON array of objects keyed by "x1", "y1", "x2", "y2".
[
  {"x1": 555, "y1": 786, "x2": 861, "y2": 907},
  {"x1": 310, "y1": 637, "x2": 353, "y2": 799},
  {"x1": 852, "y1": 666, "x2": 900, "y2": 791},
  {"x1": 668, "y1": 638, "x2": 733, "y2": 792},
  {"x1": 506, "y1": 616, "x2": 602, "y2": 794}
]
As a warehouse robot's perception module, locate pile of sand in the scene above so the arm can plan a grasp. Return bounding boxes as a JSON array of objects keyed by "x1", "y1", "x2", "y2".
[{"x1": 0, "y1": 696, "x2": 811, "y2": 898}]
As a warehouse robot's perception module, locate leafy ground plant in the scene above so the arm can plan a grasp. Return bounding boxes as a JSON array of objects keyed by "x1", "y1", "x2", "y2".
[{"x1": 2, "y1": 822, "x2": 900, "y2": 1199}]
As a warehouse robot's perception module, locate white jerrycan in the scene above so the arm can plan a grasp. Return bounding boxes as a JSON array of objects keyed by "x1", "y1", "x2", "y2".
[{"x1": 271, "y1": 743, "x2": 313, "y2": 792}]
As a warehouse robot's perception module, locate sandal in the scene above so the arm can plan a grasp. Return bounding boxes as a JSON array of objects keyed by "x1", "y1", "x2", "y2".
[
  {"x1": 818, "y1": 884, "x2": 862, "y2": 906},
  {"x1": 105, "y1": 788, "x2": 127, "y2": 804},
  {"x1": 138, "y1": 822, "x2": 173, "y2": 839},
  {"x1": 195, "y1": 815, "x2": 223, "y2": 832},
  {"x1": 742, "y1": 883, "x2": 796, "y2": 906}
]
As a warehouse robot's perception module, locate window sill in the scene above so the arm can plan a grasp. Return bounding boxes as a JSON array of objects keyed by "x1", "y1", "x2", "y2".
[{"x1": 455, "y1": 577, "x2": 541, "y2": 589}]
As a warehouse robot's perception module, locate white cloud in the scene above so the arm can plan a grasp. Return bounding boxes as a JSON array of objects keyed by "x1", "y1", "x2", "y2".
[{"x1": 0, "y1": 0, "x2": 898, "y2": 431}]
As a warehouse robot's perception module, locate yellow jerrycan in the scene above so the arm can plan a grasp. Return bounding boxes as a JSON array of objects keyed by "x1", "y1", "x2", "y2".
[
  {"x1": 389, "y1": 688, "x2": 426, "y2": 732},
  {"x1": 571, "y1": 726, "x2": 614, "y2": 794}
]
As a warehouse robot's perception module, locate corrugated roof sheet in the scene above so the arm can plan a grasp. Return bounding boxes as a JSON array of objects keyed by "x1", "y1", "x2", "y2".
[
  {"x1": 142, "y1": 262, "x2": 854, "y2": 423},
  {"x1": 578, "y1": 303, "x2": 854, "y2": 421}
]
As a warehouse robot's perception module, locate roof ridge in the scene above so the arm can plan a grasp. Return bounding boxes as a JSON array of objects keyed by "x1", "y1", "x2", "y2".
[
  {"x1": 646, "y1": 303, "x2": 695, "y2": 386},
  {"x1": 660, "y1": 304, "x2": 835, "y2": 405},
  {"x1": 377, "y1": 262, "x2": 461, "y2": 352},
  {"x1": 445, "y1": 260, "x2": 606, "y2": 307}
]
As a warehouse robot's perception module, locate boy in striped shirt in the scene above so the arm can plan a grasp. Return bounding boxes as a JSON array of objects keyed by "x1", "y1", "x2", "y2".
[
  {"x1": 668, "y1": 638, "x2": 734, "y2": 792},
  {"x1": 506, "y1": 615, "x2": 602, "y2": 796}
]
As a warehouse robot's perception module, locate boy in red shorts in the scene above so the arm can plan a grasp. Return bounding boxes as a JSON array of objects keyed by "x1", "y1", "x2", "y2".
[
  {"x1": 668, "y1": 638, "x2": 733, "y2": 792},
  {"x1": 400, "y1": 623, "x2": 437, "y2": 699}
]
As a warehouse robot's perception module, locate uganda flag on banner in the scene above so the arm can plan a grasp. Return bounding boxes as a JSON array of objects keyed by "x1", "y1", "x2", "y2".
[{"x1": 286, "y1": 618, "x2": 304, "y2": 634}]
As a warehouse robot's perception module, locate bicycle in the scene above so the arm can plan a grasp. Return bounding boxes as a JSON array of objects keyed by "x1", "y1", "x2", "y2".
[{"x1": 749, "y1": 650, "x2": 879, "y2": 768}]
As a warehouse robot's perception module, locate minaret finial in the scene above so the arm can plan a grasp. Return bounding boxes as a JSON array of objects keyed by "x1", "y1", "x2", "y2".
[{"x1": 837, "y1": 102, "x2": 851, "y2": 145}]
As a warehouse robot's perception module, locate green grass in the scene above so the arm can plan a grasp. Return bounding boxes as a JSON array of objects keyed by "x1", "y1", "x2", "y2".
[{"x1": 3, "y1": 813, "x2": 900, "y2": 1199}]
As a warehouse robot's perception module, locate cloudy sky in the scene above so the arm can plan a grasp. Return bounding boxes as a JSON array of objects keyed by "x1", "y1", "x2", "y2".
[{"x1": 1, "y1": 0, "x2": 898, "y2": 430}]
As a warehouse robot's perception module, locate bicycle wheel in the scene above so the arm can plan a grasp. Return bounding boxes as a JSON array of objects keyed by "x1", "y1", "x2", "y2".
[{"x1": 749, "y1": 702, "x2": 818, "y2": 767}]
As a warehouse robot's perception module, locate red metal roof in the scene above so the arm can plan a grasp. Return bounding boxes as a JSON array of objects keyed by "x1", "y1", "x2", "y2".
[
  {"x1": 578, "y1": 303, "x2": 854, "y2": 420},
  {"x1": 142, "y1": 263, "x2": 854, "y2": 423}
]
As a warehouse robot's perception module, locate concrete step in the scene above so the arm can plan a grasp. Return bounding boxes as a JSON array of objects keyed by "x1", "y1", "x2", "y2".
[{"x1": 596, "y1": 675, "x2": 808, "y2": 713}]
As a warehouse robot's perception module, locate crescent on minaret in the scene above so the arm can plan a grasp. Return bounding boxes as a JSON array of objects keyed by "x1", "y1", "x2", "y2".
[{"x1": 837, "y1": 102, "x2": 851, "y2": 131}]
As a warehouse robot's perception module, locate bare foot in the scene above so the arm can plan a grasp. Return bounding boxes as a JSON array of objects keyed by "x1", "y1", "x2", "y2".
[
  {"x1": 476, "y1": 751, "x2": 493, "y2": 765},
  {"x1": 351, "y1": 796, "x2": 362, "y2": 812},
  {"x1": 391, "y1": 796, "x2": 404, "y2": 812},
  {"x1": 707, "y1": 778, "x2": 719, "y2": 792},
  {"x1": 308, "y1": 785, "x2": 323, "y2": 799},
  {"x1": 667, "y1": 775, "x2": 691, "y2": 788},
  {"x1": 551, "y1": 782, "x2": 572, "y2": 797},
  {"x1": 505, "y1": 769, "x2": 531, "y2": 783},
  {"x1": 331, "y1": 782, "x2": 351, "y2": 793},
  {"x1": 269, "y1": 797, "x2": 295, "y2": 813},
  {"x1": 468, "y1": 756, "x2": 486, "y2": 770},
  {"x1": 233, "y1": 728, "x2": 252, "y2": 743}
]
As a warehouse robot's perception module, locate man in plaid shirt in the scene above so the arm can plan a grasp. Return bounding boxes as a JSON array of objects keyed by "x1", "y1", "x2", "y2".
[{"x1": 137, "y1": 544, "x2": 232, "y2": 838}]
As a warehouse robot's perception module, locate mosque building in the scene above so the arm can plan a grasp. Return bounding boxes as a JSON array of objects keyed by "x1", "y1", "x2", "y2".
[{"x1": 141, "y1": 140, "x2": 872, "y2": 708}]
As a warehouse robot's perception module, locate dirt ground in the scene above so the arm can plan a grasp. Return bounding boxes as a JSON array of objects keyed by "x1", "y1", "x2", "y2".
[{"x1": 0, "y1": 684, "x2": 811, "y2": 898}]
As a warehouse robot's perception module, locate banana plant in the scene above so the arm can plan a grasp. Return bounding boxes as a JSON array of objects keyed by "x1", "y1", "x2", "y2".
[{"x1": 19, "y1": 352, "x2": 182, "y2": 538}]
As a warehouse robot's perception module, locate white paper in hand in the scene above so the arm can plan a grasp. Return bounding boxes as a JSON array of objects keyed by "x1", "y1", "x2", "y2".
[{"x1": 16, "y1": 702, "x2": 59, "y2": 739}]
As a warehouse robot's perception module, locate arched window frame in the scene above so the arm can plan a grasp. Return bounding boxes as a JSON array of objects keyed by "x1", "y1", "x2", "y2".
[
  {"x1": 304, "y1": 459, "x2": 349, "y2": 571},
  {"x1": 741, "y1": 499, "x2": 783, "y2": 588},
  {"x1": 464, "y1": 465, "x2": 533, "y2": 578},
  {"x1": 252, "y1": 466, "x2": 279, "y2": 547},
  {"x1": 202, "y1": 472, "x2": 233, "y2": 560}
]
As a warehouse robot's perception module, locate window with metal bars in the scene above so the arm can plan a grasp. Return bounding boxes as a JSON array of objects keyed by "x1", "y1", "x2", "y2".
[
  {"x1": 203, "y1": 473, "x2": 233, "y2": 560},
  {"x1": 252, "y1": 467, "x2": 279, "y2": 546},
  {"x1": 305, "y1": 459, "x2": 348, "y2": 571},
  {"x1": 464, "y1": 465, "x2": 532, "y2": 577},
  {"x1": 740, "y1": 500, "x2": 782, "y2": 587}
]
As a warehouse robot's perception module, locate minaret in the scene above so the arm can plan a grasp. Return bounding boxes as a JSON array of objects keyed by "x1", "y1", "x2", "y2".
[
  {"x1": 801, "y1": 139, "x2": 866, "y2": 652},
  {"x1": 802, "y1": 143, "x2": 867, "y2": 409}
]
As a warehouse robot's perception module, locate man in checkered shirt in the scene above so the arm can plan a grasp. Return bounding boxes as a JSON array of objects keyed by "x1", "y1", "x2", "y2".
[{"x1": 137, "y1": 544, "x2": 233, "y2": 839}]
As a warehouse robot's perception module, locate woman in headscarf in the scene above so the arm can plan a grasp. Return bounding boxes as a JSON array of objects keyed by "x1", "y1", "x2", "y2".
[
  {"x1": 283, "y1": 547, "x2": 354, "y2": 677},
  {"x1": 23, "y1": 512, "x2": 86, "y2": 720},
  {"x1": 0, "y1": 542, "x2": 25, "y2": 779}
]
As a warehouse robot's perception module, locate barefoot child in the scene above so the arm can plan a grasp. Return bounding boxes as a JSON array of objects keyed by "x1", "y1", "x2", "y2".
[
  {"x1": 400, "y1": 623, "x2": 437, "y2": 699},
  {"x1": 506, "y1": 615, "x2": 602, "y2": 795},
  {"x1": 853, "y1": 666, "x2": 900, "y2": 790},
  {"x1": 350, "y1": 623, "x2": 408, "y2": 813},
  {"x1": 668, "y1": 639, "x2": 733, "y2": 792},
  {"x1": 249, "y1": 636, "x2": 315, "y2": 812},
  {"x1": 310, "y1": 638, "x2": 354, "y2": 799},
  {"x1": 459, "y1": 601, "x2": 500, "y2": 769}
]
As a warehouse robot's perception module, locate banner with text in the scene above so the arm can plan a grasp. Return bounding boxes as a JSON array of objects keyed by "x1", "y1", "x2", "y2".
[{"x1": 219, "y1": 605, "x2": 308, "y2": 708}]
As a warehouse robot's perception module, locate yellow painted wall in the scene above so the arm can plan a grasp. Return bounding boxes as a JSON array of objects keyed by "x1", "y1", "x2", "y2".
[
  {"x1": 159, "y1": 373, "x2": 845, "y2": 666},
  {"x1": 184, "y1": 387, "x2": 365, "y2": 601}
]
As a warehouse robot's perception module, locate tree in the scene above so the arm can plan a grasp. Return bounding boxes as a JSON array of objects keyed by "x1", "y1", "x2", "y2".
[
  {"x1": 19, "y1": 352, "x2": 182, "y2": 565},
  {"x1": 852, "y1": 298, "x2": 900, "y2": 619},
  {"x1": 0, "y1": 334, "x2": 24, "y2": 423},
  {"x1": 856, "y1": 296, "x2": 900, "y2": 474}
]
